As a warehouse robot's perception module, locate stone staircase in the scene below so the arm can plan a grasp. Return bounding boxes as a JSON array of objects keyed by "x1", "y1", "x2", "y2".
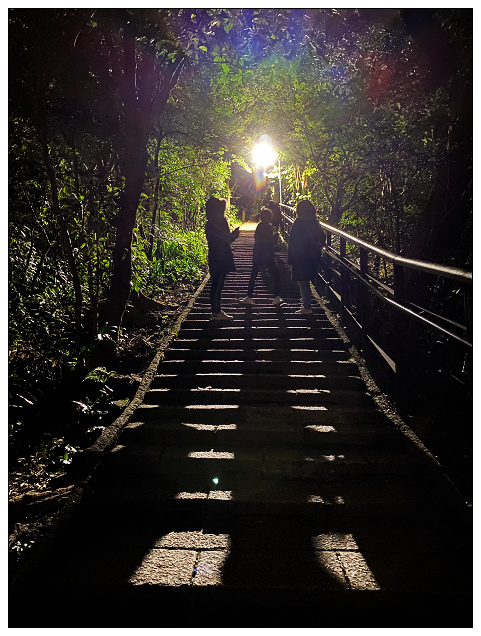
[{"x1": 10, "y1": 225, "x2": 472, "y2": 628}]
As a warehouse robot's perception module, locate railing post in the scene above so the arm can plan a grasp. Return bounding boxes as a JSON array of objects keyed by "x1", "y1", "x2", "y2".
[
  {"x1": 340, "y1": 237, "x2": 347, "y2": 323},
  {"x1": 358, "y1": 247, "x2": 369, "y2": 354},
  {"x1": 464, "y1": 284, "x2": 472, "y2": 345},
  {"x1": 464, "y1": 283, "x2": 473, "y2": 387},
  {"x1": 324, "y1": 231, "x2": 332, "y2": 286},
  {"x1": 394, "y1": 262, "x2": 409, "y2": 415}
]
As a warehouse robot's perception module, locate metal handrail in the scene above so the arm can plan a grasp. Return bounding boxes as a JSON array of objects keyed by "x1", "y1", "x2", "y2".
[
  {"x1": 279, "y1": 204, "x2": 472, "y2": 285},
  {"x1": 324, "y1": 243, "x2": 471, "y2": 348},
  {"x1": 279, "y1": 202, "x2": 472, "y2": 476}
]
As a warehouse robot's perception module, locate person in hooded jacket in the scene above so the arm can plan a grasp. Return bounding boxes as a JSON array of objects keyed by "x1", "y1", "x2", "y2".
[
  {"x1": 287, "y1": 199, "x2": 326, "y2": 314},
  {"x1": 205, "y1": 196, "x2": 240, "y2": 320},
  {"x1": 265, "y1": 199, "x2": 282, "y2": 248},
  {"x1": 239, "y1": 206, "x2": 282, "y2": 306}
]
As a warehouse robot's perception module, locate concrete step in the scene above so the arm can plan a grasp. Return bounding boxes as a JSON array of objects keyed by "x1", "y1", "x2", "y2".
[
  {"x1": 95, "y1": 438, "x2": 431, "y2": 486},
  {"x1": 122, "y1": 414, "x2": 405, "y2": 451},
  {"x1": 70, "y1": 463, "x2": 456, "y2": 522},
  {"x1": 163, "y1": 348, "x2": 350, "y2": 361},
  {"x1": 157, "y1": 359, "x2": 360, "y2": 376},
  {"x1": 135, "y1": 402, "x2": 389, "y2": 428},
  {"x1": 152, "y1": 372, "x2": 365, "y2": 391},
  {"x1": 182, "y1": 317, "x2": 332, "y2": 328},
  {"x1": 170, "y1": 339, "x2": 343, "y2": 352},
  {"x1": 143, "y1": 386, "x2": 372, "y2": 408},
  {"x1": 176, "y1": 327, "x2": 339, "y2": 339}
]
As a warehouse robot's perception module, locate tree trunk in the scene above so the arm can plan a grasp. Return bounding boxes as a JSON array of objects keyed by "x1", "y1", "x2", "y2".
[
  {"x1": 100, "y1": 19, "x2": 185, "y2": 336},
  {"x1": 103, "y1": 146, "x2": 148, "y2": 332},
  {"x1": 148, "y1": 131, "x2": 163, "y2": 261}
]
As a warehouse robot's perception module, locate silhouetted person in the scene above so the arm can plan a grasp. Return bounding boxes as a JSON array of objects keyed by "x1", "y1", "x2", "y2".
[
  {"x1": 240, "y1": 207, "x2": 282, "y2": 306},
  {"x1": 288, "y1": 199, "x2": 326, "y2": 314},
  {"x1": 265, "y1": 199, "x2": 282, "y2": 246},
  {"x1": 205, "y1": 196, "x2": 240, "y2": 320}
]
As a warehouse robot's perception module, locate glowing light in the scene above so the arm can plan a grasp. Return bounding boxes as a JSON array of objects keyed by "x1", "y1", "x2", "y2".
[
  {"x1": 305, "y1": 424, "x2": 336, "y2": 432},
  {"x1": 185, "y1": 404, "x2": 239, "y2": 409},
  {"x1": 313, "y1": 533, "x2": 380, "y2": 590},
  {"x1": 192, "y1": 549, "x2": 229, "y2": 586},
  {"x1": 188, "y1": 451, "x2": 235, "y2": 459},
  {"x1": 208, "y1": 490, "x2": 232, "y2": 500},
  {"x1": 212, "y1": 478, "x2": 219, "y2": 485},
  {"x1": 129, "y1": 533, "x2": 232, "y2": 587},
  {"x1": 252, "y1": 142, "x2": 276, "y2": 168},
  {"x1": 175, "y1": 492, "x2": 207, "y2": 499}
]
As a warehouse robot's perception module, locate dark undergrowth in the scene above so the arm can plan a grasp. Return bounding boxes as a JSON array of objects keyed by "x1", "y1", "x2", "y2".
[{"x1": 8, "y1": 278, "x2": 203, "y2": 571}]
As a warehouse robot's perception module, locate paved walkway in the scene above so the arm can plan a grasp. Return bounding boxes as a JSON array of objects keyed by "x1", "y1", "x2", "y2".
[{"x1": 10, "y1": 225, "x2": 472, "y2": 628}]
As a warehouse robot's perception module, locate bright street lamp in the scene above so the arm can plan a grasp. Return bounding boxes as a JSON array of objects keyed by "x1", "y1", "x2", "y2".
[
  {"x1": 252, "y1": 142, "x2": 282, "y2": 204},
  {"x1": 252, "y1": 142, "x2": 276, "y2": 169}
]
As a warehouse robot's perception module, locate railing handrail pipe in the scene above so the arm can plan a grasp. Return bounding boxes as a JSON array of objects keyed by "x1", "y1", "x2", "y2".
[{"x1": 279, "y1": 203, "x2": 472, "y2": 284}]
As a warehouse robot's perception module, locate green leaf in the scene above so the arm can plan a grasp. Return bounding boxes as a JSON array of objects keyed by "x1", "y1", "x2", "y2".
[{"x1": 199, "y1": 46, "x2": 207, "y2": 52}]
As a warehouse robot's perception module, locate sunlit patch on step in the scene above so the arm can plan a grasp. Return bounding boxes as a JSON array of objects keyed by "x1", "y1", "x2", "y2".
[
  {"x1": 190, "y1": 387, "x2": 241, "y2": 392},
  {"x1": 287, "y1": 389, "x2": 330, "y2": 394},
  {"x1": 308, "y1": 495, "x2": 345, "y2": 504},
  {"x1": 185, "y1": 404, "x2": 240, "y2": 409},
  {"x1": 182, "y1": 423, "x2": 216, "y2": 431},
  {"x1": 288, "y1": 374, "x2": 326, "y2": 378},
  {"x1": 312, "y1": 534, "x2": 380, "y2": 590},
  {"x1": 129, "y1": 548, "x2": 197, "y2": 586},
  {"x1": 196, "y1": 373, "x2": 242, "y2": 376},
  {"x1": 312, "y1": 532, "x2": 357, "y2": 550},
  {"x1": 110, "y1": 444, "x2": 126, "y2": 453},
  {"x1": 188, "y1": 450, "x2": 235, "y2": 459},
  {"x1": 208, "y1": 490, "x2": 232, "y2": 500},
  {"x1": 129, "y1": 533, "x2": 232, "y2": 587},
  {"x1": 292, "y1": 406, "x2": 328, "y2": 411},
  {"x1": 304, "y1": 455, "x2": 345, "y2": 462},
  {"x1": 327, "y1": 495, "x2": 345, "y2": 504},
  {"x1": 200, "y1": 359, "x2": 243, "y2": 363},
  {"x1": 126, "y1": 422, "x2": 143, "y2": 429},
  {"x1": 175, "y1": 492, "x2": 208, "y2": 499},
  {"x1": 154, "y1": 531, "x2": 230, "y2": 550},
  {"x1": 181, "y1": 423, "x2": 238, "y2": 432},
  {"x1": 305, "y1": 424, "x2": 336, "y2": 432},
  {"x1": 192, "y1": 549, "x2": 230, "y2": 586}
]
